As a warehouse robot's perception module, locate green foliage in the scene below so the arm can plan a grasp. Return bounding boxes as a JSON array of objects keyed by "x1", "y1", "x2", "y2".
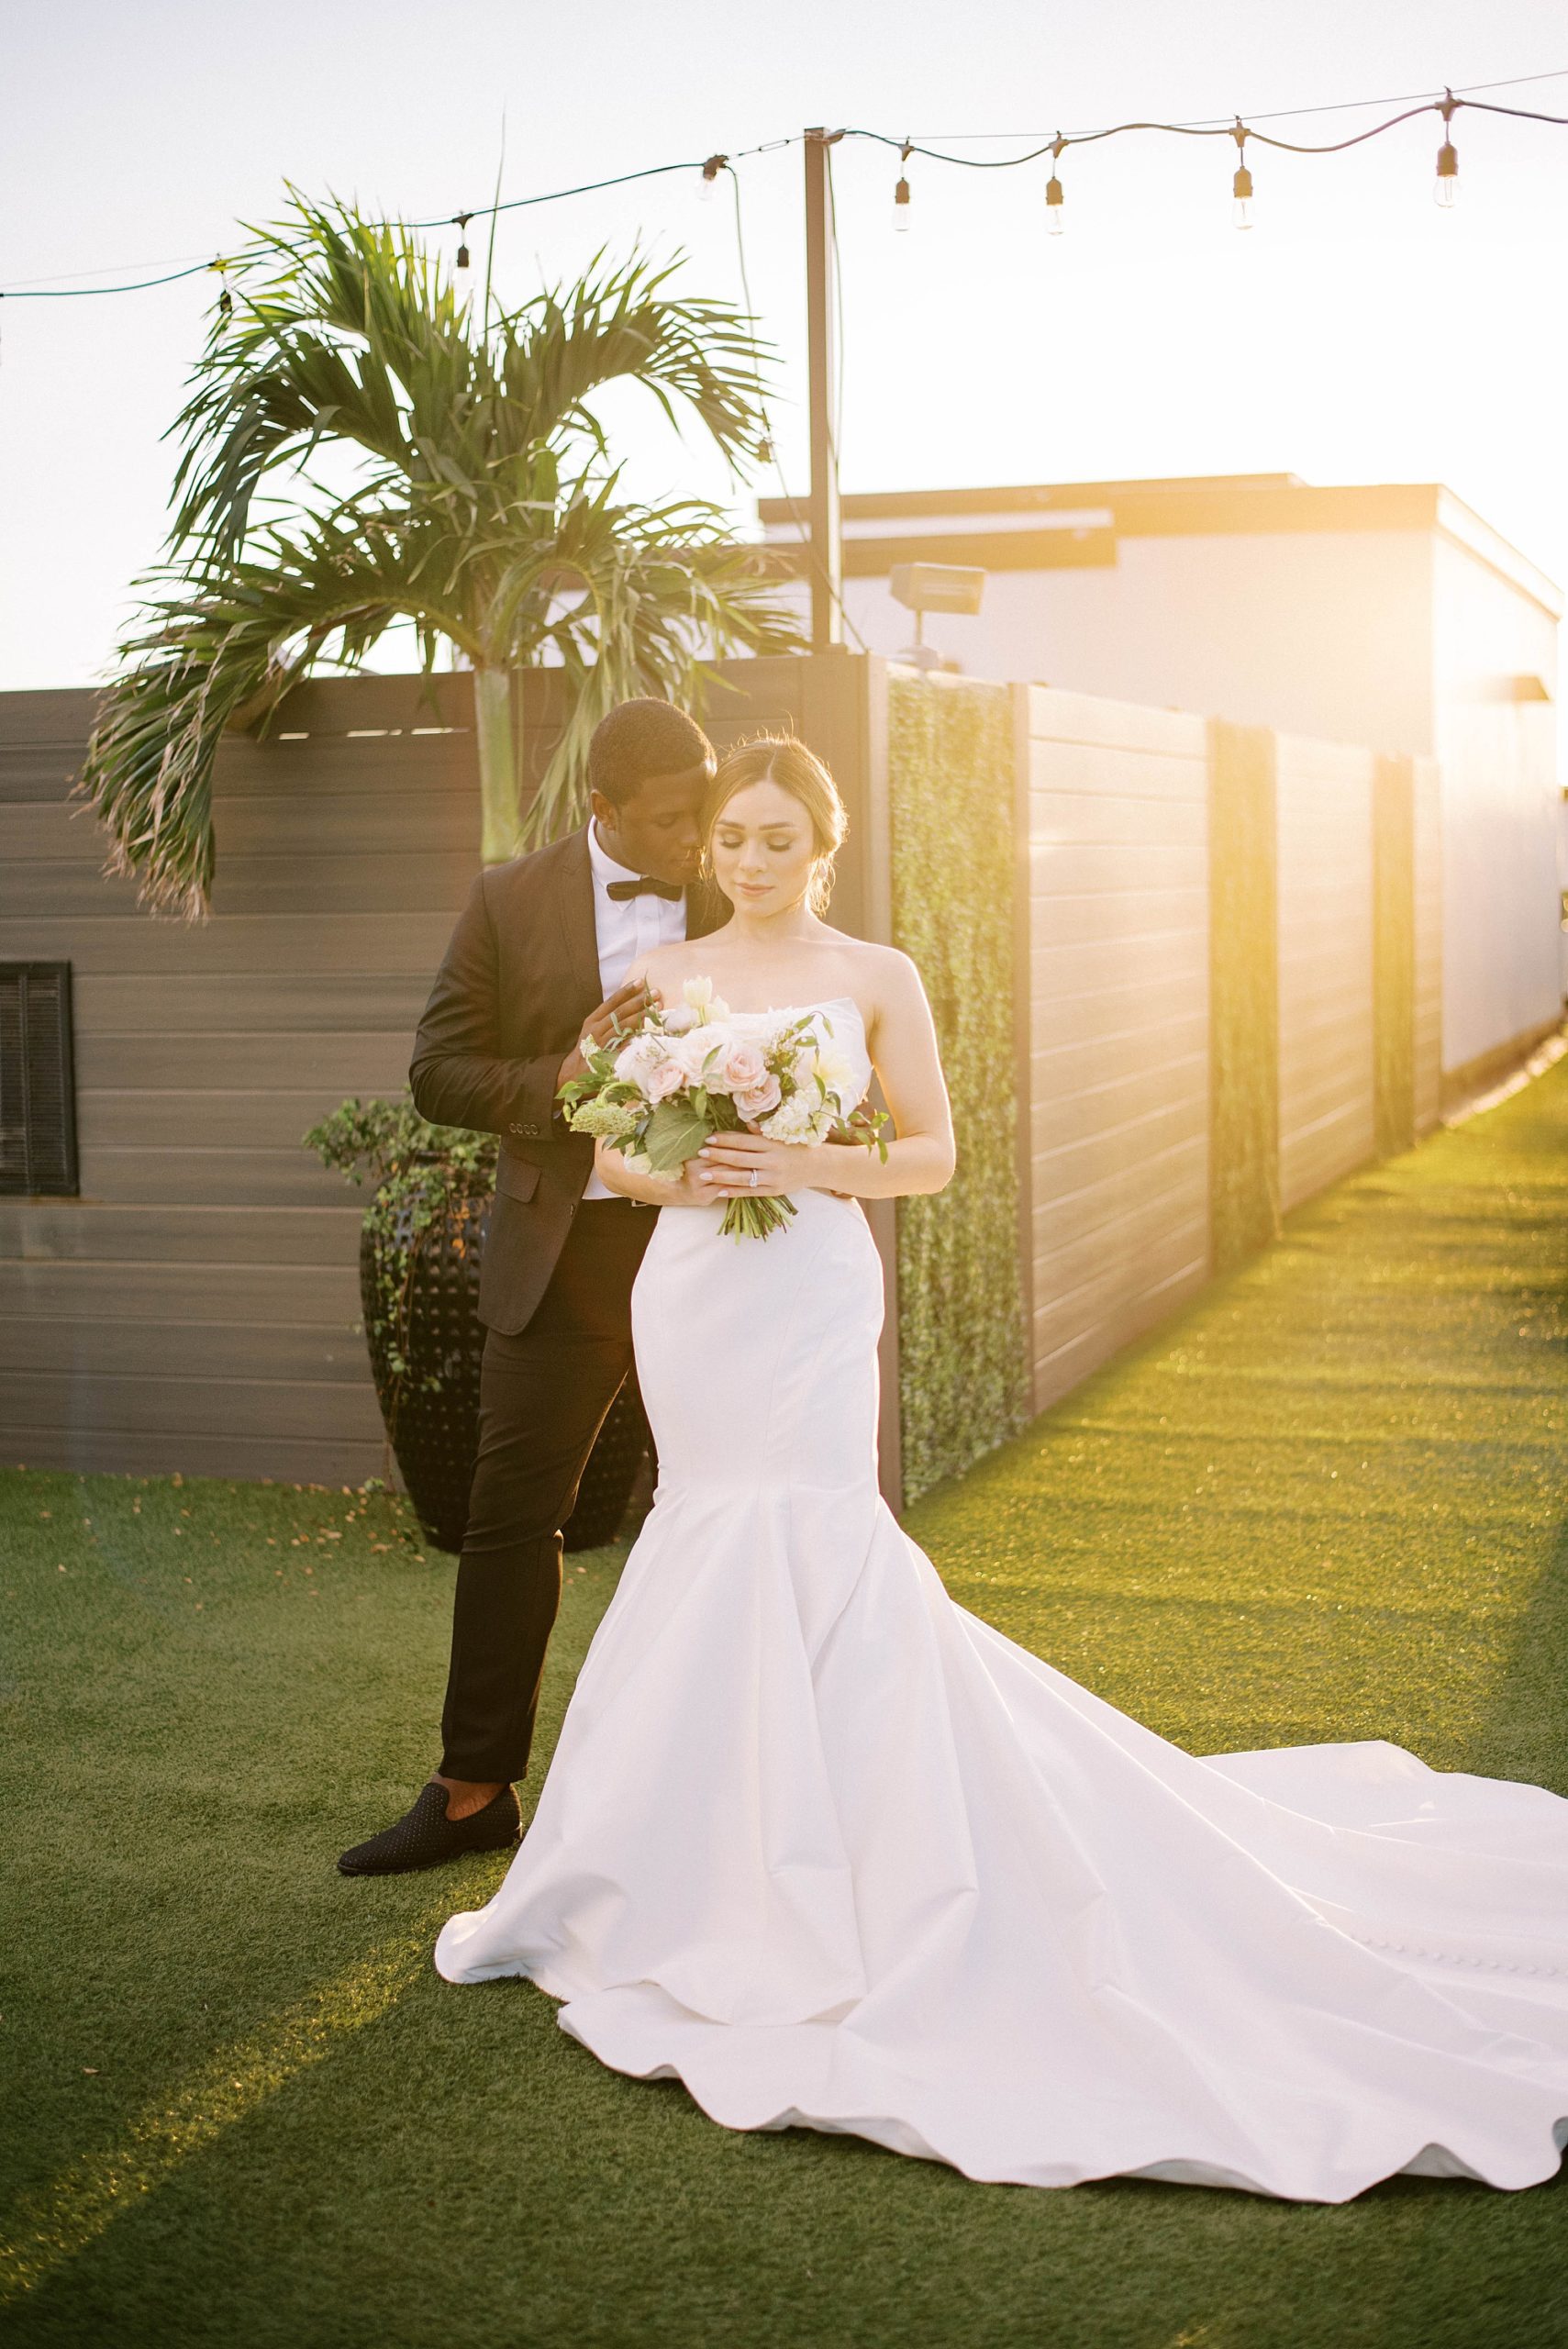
[
  {"x1": 1207, "y1": 718, "x2": 1282, "y2": 1272},
  {"x1": 302, "y1": 1095, "x2": 495, "y2": 1396},
  {"x1": 1373, "y1": 753, "x2": 1418, "y2": 1156},
  {"x1": 888, "y1": 674, "x2": 1029, "y2": 1500},
  {"x1": 79, "y1": 195, "x2": 801, "y2": 916}
]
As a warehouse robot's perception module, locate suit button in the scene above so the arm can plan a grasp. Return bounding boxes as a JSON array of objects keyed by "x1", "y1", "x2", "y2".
[{"x1": 507, "y1": 1123, "x2": 523, "y2": 1135}]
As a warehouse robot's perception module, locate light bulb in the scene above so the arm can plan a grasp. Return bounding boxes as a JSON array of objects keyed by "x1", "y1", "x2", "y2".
[
  {"x1": 893, "y1": 175, "x2": 911, "y2": 232},
  {"x1": 1434, "y1": 140, "x2": 1460, "y2": 206},
  {"x1": 1045, "y1": 174, "x2": 1064, "y2": 235},
  {"x1": 699, "y1": 154, "x2": 727, "y2": 204},
  {"x1": 1232, "y1": 162, "x2": 1254, "y2": 230}
]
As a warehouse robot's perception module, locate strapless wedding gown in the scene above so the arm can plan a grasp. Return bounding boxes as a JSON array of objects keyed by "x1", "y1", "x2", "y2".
[{"x1": 436, "y1": 998, "x2": 1568, "y2": 2201}]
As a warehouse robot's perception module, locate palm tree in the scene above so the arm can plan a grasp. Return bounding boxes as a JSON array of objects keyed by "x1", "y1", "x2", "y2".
[{"x1": 81, "y1": 192, "x2": 799, "y2": 917}]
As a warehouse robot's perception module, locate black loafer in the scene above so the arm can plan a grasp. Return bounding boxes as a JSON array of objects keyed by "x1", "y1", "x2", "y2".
[{"x1": 337, "y1": 1781, "x2": 521, "y2": 1876}]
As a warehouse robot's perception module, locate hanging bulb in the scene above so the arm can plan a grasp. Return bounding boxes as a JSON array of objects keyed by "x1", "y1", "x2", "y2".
[
  {"x1": 1045, "y1": 138, "x2": 1066, "y2": 236},
  {"x1": 210, "y1": 259, "x2": 232, "y2": 321},
  {"x1": 756, "y1": 432, "x2": 774, "y2": 465},
  {"x1": 893, "y1": 141, "x2": 912, "y2": 232},
  {"x1": 1230, "y1": 123, "x2": 1253, "y2": 229},
  {"x1": 1232, "y1": 162, "x2": 1254, "y2": 230},
  {"x1": 700, "y1": 154, "x2": 727, "y2": 203},
  {"x1": 1434, "y1": 96, "x2": 1460, "y2": 206},
  {"x1": 453, "y1": 214, "x2": 473, "y2": 284}
]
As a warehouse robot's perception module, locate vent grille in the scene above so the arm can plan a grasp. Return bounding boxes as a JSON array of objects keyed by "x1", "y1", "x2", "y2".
[{"x1": 0, "y1": 963, "x2": 80, "y2": 1197}]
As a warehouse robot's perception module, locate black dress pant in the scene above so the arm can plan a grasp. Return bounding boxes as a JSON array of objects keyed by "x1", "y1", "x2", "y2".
[{"x1": 439, "y1": 1198, "x2": 654, "y2": 1784}]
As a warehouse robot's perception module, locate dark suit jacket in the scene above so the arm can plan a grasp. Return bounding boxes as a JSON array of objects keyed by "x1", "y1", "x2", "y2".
[{"x1": 409, "y1": 827, "x2": 724, "y2": 1334}]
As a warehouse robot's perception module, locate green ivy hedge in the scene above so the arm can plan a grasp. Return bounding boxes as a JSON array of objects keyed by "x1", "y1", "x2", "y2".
[{"x1": 888, "y1": 671, "x2": 1029, "y2": 1501}]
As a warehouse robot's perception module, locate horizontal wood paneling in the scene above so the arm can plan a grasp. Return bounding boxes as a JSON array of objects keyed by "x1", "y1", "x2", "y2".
[
  {"x1": 74, "y1": 973, "x2": 432, "y2": 1035},
  {"x1": 79, "y1": 1092, "x2": 381, "y2": 1151},
  {"x1": 1275, "y1": 735, "x2": 1375, "y2": 1210},
  {"x1": 0, "y1": 1371, "x2": 384, "y2": 1443},
  {"x1": 0, "y1": 914, "x2": 458, "y2": 975},
  {"x1": 0, "y1": 1316, "x2": 369, "y2": 1380},
  {"x1": 0, "y1": 1202, "x2": 360, "y2": 1264},
  {"x1": 1023, "y1": 689, "x2": 1210, "y2": 1414},
  {"x1": 0, "y1": 1427, "x2": 387, "y2": 1486},
  {"x1": 0, "y1": 1260, "x2": 359, "y2": 1323},
  {"x1": 76, "y1": 1151, "x2": 362, "y2": 1209},
  {"x1": 76, "y1": 1032, "x2": 413, "y2": 1094}
]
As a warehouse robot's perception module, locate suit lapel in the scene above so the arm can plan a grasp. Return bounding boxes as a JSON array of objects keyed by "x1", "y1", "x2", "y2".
[{"x1": 554, "y1": 828, "x2": 603, "y2": 1010}]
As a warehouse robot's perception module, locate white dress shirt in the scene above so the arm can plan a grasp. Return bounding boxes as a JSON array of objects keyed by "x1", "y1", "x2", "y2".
[{"x1": 582, "y1": 820, "x2": 688, "y2": 1199}]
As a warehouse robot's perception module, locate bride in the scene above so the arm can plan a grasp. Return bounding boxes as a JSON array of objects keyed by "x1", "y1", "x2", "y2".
[{"x1": 436, "y1": 735, "x2": 1568, "y2": 2203}]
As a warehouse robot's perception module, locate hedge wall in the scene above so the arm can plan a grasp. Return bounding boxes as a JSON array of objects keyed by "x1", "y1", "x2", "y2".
[
  {"x1": 887, "y1": 672, "x2": 1029, "y2": 1501},
  {"x1": 1207, "y1": 717, "x2": 1282, "y2": 1273}
]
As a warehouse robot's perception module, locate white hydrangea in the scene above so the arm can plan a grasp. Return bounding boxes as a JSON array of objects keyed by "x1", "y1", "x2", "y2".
[{"x1": 760, "y1": 1093, "x2": 830, "y2": 1145}]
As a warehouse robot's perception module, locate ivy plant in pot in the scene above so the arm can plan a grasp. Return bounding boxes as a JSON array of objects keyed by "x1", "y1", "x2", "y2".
[{"x1": 305, "y1": 1097, "x2": 651, "y2": 1553}]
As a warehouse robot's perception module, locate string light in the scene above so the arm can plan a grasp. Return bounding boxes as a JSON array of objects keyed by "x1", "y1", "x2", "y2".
[
  {"x1": 452, "y1": 212, "x2": 473, "y2": 283},
  {"x1": 1231, "y1": 122, "x2": 1254, "y2": 229},
  {"x1": 699, "y1": 154, "x2": 728, "y2": 204},
  {"x1": 893, "y1": 142, "x2": 912, "y2": 232},
  {"x1": 1435, "y1": 92, "x2": 1461, "y2": 206},
  {"x1": 7, "y1": 72, "x2": 1568, "y2": 303},
  {"x1": 1045, "y1": 135, "x2": 1065, "y2": 235},
  {"x1": 209, "y1": 258, "x2": 232, "y2": 320}
]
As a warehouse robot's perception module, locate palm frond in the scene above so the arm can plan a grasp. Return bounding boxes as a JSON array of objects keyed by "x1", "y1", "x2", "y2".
[
  {"x1": 89, "y1": 188, "x2": 798, "y2": 911},
  {"x1": 80, "y1": 506, "x2": 477, "y2": 915}
]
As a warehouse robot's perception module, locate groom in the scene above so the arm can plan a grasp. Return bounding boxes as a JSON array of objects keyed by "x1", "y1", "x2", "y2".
[{"x1": 339, "y1": 697, "x2": 723, "y2": 1875}]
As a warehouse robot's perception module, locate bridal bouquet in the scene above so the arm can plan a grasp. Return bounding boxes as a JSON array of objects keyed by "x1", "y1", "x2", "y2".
[{"x1": 559, "y1": 977, "x2": 885, "y2": 1238}]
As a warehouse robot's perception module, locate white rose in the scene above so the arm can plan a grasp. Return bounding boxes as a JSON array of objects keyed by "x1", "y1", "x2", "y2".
[
  {"x1": 813, "y1": 1042, "x2": 855, "y2": 1107},
  {"x1": 660, "y1": 1003, "x2": 698, "y2": 1035},
  {"x1": 613, "y1": 1035, "x2": 671, "y2": 1095}
]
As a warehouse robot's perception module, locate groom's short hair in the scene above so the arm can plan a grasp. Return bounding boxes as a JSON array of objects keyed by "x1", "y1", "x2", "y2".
[{"x1": 589, "y1": 699, "x2": 715, "y2": 807}]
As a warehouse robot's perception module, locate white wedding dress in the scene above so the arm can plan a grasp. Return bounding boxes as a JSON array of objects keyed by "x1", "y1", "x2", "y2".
[{"x1": 436, "y1": 999, "x2": 1568, "y2": 2201}]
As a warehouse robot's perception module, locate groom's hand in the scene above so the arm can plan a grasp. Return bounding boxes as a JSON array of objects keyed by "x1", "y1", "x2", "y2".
[{"x1": 557, "y1": 978, "x2": 652, "y2": 1092}]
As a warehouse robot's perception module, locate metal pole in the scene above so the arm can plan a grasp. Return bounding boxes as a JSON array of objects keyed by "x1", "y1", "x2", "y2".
[{"x1": 803, "y1": 128, "x2": 843, "y2": 650}]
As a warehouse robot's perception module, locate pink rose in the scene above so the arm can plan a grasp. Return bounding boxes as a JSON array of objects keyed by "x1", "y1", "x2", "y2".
[
  {"x1": 735, "y1": 1072, "x2": 783, "y2": 1120},
  {"x1": 642, "y1": 1056, "x2": 687, "y2": 1102},
  {"x1": 717, "y1": 1040, "x2": 767, "y2": 1095},
  {"x1": 667, "y1": 1027, "x2": 724, "y2": 1085}
]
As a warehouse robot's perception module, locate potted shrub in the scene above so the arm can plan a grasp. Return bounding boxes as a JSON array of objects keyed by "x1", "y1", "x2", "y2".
[{"x1": 306, "y1": 1096, "x2": 650, "y2": 1553}]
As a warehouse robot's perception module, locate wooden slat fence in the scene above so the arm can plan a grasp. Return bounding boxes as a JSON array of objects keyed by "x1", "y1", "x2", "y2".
[{"x1": 1018, "y1": 687, "x2": 1211, "y2": 1414}]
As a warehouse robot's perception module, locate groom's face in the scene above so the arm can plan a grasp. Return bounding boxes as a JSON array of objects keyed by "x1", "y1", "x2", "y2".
[{"x1": 592, "y1": 761, "x2": 712, "y2": 886}]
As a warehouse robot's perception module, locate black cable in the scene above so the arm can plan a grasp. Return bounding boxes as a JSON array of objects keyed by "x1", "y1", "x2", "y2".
[{"x1": 0, "y1": 259, "x2": 213, "y2": 300}]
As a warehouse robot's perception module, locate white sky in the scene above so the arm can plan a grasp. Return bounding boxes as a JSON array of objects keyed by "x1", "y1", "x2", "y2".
[{"x1": 4, "y1": 0, "x2": 1568, "y2": 694}]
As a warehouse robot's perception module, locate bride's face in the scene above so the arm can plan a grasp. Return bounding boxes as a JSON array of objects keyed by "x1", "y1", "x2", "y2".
[{"x1": 709, "y1": 779, "x2": 818, "y2": 914}]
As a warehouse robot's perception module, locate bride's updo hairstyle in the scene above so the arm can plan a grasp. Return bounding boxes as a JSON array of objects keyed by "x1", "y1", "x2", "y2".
[{"x1": 702, "y1": 735, "x2": 849, "y2": 916}]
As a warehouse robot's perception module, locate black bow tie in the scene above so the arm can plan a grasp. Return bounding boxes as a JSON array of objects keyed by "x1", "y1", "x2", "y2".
[{"x1": 606, "y1": 875, "x2": 685, "y2": 903}]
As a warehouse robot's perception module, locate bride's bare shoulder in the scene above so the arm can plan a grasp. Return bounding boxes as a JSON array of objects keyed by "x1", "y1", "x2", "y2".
[
  {"x1": 827, "y1": 938, "x2": 931, "y2": 1030},
  {"x1": 633, "y1": 941, "x2": 712, "y2": 998}
]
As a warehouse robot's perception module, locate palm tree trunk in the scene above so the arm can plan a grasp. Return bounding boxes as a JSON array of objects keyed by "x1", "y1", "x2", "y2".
[{"x1": 472, "y1": 665, "x2": 520, "y2": 863}]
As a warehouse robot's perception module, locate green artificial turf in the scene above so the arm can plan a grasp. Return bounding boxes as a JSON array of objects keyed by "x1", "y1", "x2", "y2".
[{"x1": 3, "y1": 1061, "x2": 1566, "y2": 2349}]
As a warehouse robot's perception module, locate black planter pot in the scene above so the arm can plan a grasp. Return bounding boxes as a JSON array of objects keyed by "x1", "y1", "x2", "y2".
[{"x1": 359, "y1": 1167, "x2": 651, "y2": 1555}]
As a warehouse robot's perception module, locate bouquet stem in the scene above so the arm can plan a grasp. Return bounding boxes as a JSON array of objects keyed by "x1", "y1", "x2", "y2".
[{"x1": 718, "y1": 1193, "x2": 797, "y2": 1241}]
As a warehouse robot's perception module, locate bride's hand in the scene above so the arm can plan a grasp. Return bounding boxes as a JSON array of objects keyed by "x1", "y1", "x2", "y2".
[{"x1": 695, "y1": 1130, "x2": 817, "y2": 1201}]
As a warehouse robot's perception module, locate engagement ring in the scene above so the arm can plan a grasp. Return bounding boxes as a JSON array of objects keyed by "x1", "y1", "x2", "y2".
[{"x1": 749, "y1": 1168, "x2": 759, "y2": 1188}]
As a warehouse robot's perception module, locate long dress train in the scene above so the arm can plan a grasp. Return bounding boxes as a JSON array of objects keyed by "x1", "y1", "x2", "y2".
[{"x1": 436, "y1": 999, "x2": 1568, "y2": 2202}]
